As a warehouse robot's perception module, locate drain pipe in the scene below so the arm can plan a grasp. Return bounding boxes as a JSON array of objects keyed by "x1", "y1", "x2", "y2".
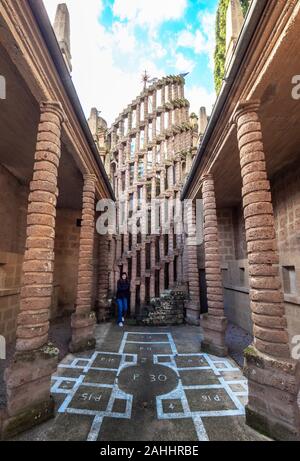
[{"x1": 181, "y1": 0, "x2": 269, "y2": 200}]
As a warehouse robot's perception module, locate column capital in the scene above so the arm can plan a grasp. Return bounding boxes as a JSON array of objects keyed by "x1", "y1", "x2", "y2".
[
  {"x1": 83, "y1": 172, "x2": 97, "y2": 183},
  {"x1": 200, "y1": 173, "x2": 214, "y2": 190},
  {"x1": 40, "y1": 100, "x2": 65, "y2": 123},
  {"x1": 233, "y1": 99, "x2": 261, "y2": 124},
  {"x1": 201, "y1": 173, "x2": 214, "y2": 183}
]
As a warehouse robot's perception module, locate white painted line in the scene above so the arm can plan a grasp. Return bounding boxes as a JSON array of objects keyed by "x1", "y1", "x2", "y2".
[
  {"x1": 87, "y1": 415, "x2": 103, "y2": 442},
  {"x1": 167, "y1": 333, "x2": 178, "y2": 355},
  {"x1": 193, "y1": 415, "x2": 209, "y2": 442},
  {"x1": 58, "y1": 374, "x2": 85, "y2": 413}
]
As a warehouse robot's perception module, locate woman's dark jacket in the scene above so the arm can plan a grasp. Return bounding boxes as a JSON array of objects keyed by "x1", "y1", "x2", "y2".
[{"x1": 117, "y1": 279, "x2": 130, "y2": 300}]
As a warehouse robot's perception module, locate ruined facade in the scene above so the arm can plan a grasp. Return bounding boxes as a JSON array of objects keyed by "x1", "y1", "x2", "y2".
[{"x1": 89, "y1": 77, "x2": 200, "y2": 319}]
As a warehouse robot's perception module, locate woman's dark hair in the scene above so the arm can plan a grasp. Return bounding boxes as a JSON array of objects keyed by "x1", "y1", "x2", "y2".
[{"x1": 121, "y1": 272, "x2": 128, "y2": 278}]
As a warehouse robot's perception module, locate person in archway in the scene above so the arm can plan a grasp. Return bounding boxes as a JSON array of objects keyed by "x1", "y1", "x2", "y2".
[{"x1": 116, "y1": 272, "x2": 130, "y2": 327}]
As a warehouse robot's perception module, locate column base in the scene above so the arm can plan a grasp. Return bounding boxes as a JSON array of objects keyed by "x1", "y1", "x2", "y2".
[
  {"x1": 2, "y1": 397, "x2": 55, "y2": 440},
  {"x1": 185, "y1": 315, "x2": 200, "y2": 326},
  {"x1": 185, "y1": 303, "x2": 200, "y2": 326},
  {"x1": 244, "y1": 346, "x2": 300, "y2": 441},
  {"x1": 69, "y1": 312, "x2": 96, "y2": 353},
  {"x1": 201, "y1": 314, "x2": 228, "y2": 357},
  {"x1": 2, "y1": 344, "x2": 59, "y2": 439}
]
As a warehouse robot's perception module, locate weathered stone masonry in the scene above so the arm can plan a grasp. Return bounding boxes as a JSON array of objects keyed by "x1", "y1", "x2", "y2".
[
  {"x1": 185, "y1": 202, "x2": 201, "y2": 325},
  {"x1": 97, "y1": 75, "x2": 199, "y2": 317},
  {"x1": 4, "y1": 101, "x2": 64, "y2": 437},
  {"x1": 235, "y1": 101, "x2": 300, "y2": 441},
  {"x1": 201, "y1": 175, "x2": 228, "y2": 357},
  {"x1": 70, "y1": 174, "x2": 97, "y2": 353}
]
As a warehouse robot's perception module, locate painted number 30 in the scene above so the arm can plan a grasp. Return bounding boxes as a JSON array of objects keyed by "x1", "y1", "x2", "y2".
[{"x1": 150, "y1": 374, "x2": 167, "y2": 382}]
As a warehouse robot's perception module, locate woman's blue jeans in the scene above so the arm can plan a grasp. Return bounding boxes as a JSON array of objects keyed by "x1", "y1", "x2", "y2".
[{"x1": 117, "y1": 297, "x2": 128, "y2": 323}]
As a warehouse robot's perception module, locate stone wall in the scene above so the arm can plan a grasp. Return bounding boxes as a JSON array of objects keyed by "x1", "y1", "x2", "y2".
[
  {"x1": 53, "y1": 209, "x2": 81, "y2": 318},
  {"x1": 107, "y1": 75, "x2": 199, "y2": 316},
  {"x1": 142, "y1": 289, "x2": 186, "y2": 326},
  {"x1": 272, "y1": 160, "x2": 300, "y2": 345},
  {"x1": 217, "y1": 209, "x2": 236, "y2": 262},
  {"x1": 0, "y1": 165, "x2": 28, "y2": 343},
  {"x1": 210, "y1": 160, "x2": 300, "y2": 345}
]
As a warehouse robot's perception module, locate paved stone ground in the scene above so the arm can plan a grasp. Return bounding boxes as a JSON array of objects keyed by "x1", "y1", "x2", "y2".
[{"x1": 10, "y1": 323, "x2": 269, "y2": 442}]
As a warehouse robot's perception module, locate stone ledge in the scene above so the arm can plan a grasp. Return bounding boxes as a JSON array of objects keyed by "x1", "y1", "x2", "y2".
[
  {"x1": 0, "y1": 288, "x2": 21, "y2": 298},
  {"x1": 224, "y1": 284, "x2": 249, "y2": 294}
]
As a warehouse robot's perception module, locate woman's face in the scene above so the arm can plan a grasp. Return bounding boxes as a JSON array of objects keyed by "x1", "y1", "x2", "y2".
[{"x1": 122, "y1": 274, "x2": 127, "y2": 280}]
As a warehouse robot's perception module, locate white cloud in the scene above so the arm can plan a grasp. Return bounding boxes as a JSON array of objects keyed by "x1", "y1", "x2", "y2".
[
  {"x1": 186, "y1": 84, "x2": 216, "y2": 117},
  {"x1": 173, "y1": 52, "x2": 195, "y2": 73},
  {"x1": 43, "y1": 0, "x2": 216, "y2": 126},
  {"x1": 177, "y1": 11, "x2": 216, "y2": 70},
  {"x1": 112, "y1": 0, "x2": 187, "y2": 29},
  {"x1": 43, "y1": 0, "x2": 150, "y2": 123}
]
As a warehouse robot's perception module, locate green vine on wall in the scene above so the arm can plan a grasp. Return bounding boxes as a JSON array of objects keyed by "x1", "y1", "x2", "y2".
[{"x1": 214, "y1": 0, "x2": 250, "y2": 93}]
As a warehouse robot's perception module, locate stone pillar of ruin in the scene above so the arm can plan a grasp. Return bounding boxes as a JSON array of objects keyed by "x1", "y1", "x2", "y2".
[
  {"x1": 159, "y1": 263, "x2": 165, "y2": 295},
  {"x1": 185, "y1": 202, "x2": 201, "y2": 325},
  {"x1": 108, "y1": 236, "x2": 115, "y2": 295},
  {"x1": 234, "y1": 100, "x2": 300, "y2": 441},
  {"x1": 131, "y1": 249, "x2": 137, "y2": 314},
  {"x1": 169, "y1": 231, "x2": 174, "y2": 288},
  {"x1": 97, "y1": 234, "x2": 110, "y2": 322},
  {"x1": 4, "y1": 101, "x2": 64, "y2": 438},
  {"x1": 201, "y1": 174, "x2": 228, "y2": 357},
  {"x1": 140, "y1": 245, "x2": 146, "y2": 306},
  {"x1": 70, "y1": 174, "x2": 97, "y2": 353}
]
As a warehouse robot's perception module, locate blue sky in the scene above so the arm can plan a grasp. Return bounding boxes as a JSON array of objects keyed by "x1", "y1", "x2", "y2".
[{"x1": 44, "y1": 0, "x2": 218, "y2": 124}]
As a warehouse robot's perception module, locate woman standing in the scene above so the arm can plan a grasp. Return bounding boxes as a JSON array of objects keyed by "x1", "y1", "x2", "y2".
[{"x1": 116, "y1": 272, "x2": 130, "y2": 327}]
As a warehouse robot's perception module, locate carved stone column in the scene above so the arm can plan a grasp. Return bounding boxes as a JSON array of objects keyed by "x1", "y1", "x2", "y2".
[
  {"x1": 201, "y1": 174, "x2": 227, "y2": 357},
  {"x1": 97, "y1": 234, "x2": 110, "y2": 322},
  {"x1": 4, "y1": 101, "x2": 64, "y2": 438},
  {"x1": 185, "y1": 202, "x2": 201, "y2": 325},
  {"x1": 70, "y1": 174, "x2": 97, "y2": 353},
  {"x1": 235, "y1": 100, "x2": 300, "y2": 441}
]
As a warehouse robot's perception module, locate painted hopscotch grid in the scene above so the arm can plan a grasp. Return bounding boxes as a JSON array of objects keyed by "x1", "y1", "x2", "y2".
[
  {"x1": 51, "y1": 350, "x2": 136, "y2": 441},
  {"x1": 51, "y1": 331, "x2": 248, "y2": 442}
]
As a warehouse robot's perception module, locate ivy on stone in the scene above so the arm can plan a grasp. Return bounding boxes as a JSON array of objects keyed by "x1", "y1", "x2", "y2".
[{"x1": 214, "y1": 0, "x2": 250, "y2": 93}]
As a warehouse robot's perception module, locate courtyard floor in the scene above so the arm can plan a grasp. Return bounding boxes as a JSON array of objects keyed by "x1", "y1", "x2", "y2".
[{"x1": 10, "y1": 323, "x2": 269, "y2": 442}]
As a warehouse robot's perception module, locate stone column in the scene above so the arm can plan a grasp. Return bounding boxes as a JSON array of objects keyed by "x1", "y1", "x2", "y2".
[
  {"x1": 4, "y1": 101, "x2": 64, "y2": 438},
  {"x1": 70, "y1": 174, "x2": 97, "y2": 353},
  {"x1": 201, "y1": 174, "x2": 227, "y2": 357},
  {"x1": 131, "y1": 250, "x2": 137, "y2": 315},
  {"x1": 169, "y1": 258, "x2": 174, "y2": 289},
  {"x1": 97, "y1": 234, "x2": 110, "y2": 322},
  {"x1": 159, "y1": 265, "x2": 165, "y2": 294},
  {"x1": 177, "y1": 254, "x2": 183, "y2": 285},
  {"x1": 108, "y1": 236, "x2": 115, "y2": 295},
  {"x1": 140, "y1": 245, "x2": 146, "y2": 308},
  {"x1": 185, "y1": 202, "x2": 200, "y2": 325},
  {"x1": 234, "y1": 100, "x2": 300, "y2": 441}
]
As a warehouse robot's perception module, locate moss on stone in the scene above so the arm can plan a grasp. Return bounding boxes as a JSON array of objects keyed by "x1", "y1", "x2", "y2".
[
  {"x1": 15, "y1": 343, "x2": 59, "y2": 363},
  {"x1": 243, "y1": 345, "x2": 257, "y2": 357},
  {"x1": 214, "y1": 0, "x2": 250, "y2": 93},
  {"x1": 41, "y1": 342, "x2": 59, "y2": 359}
]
